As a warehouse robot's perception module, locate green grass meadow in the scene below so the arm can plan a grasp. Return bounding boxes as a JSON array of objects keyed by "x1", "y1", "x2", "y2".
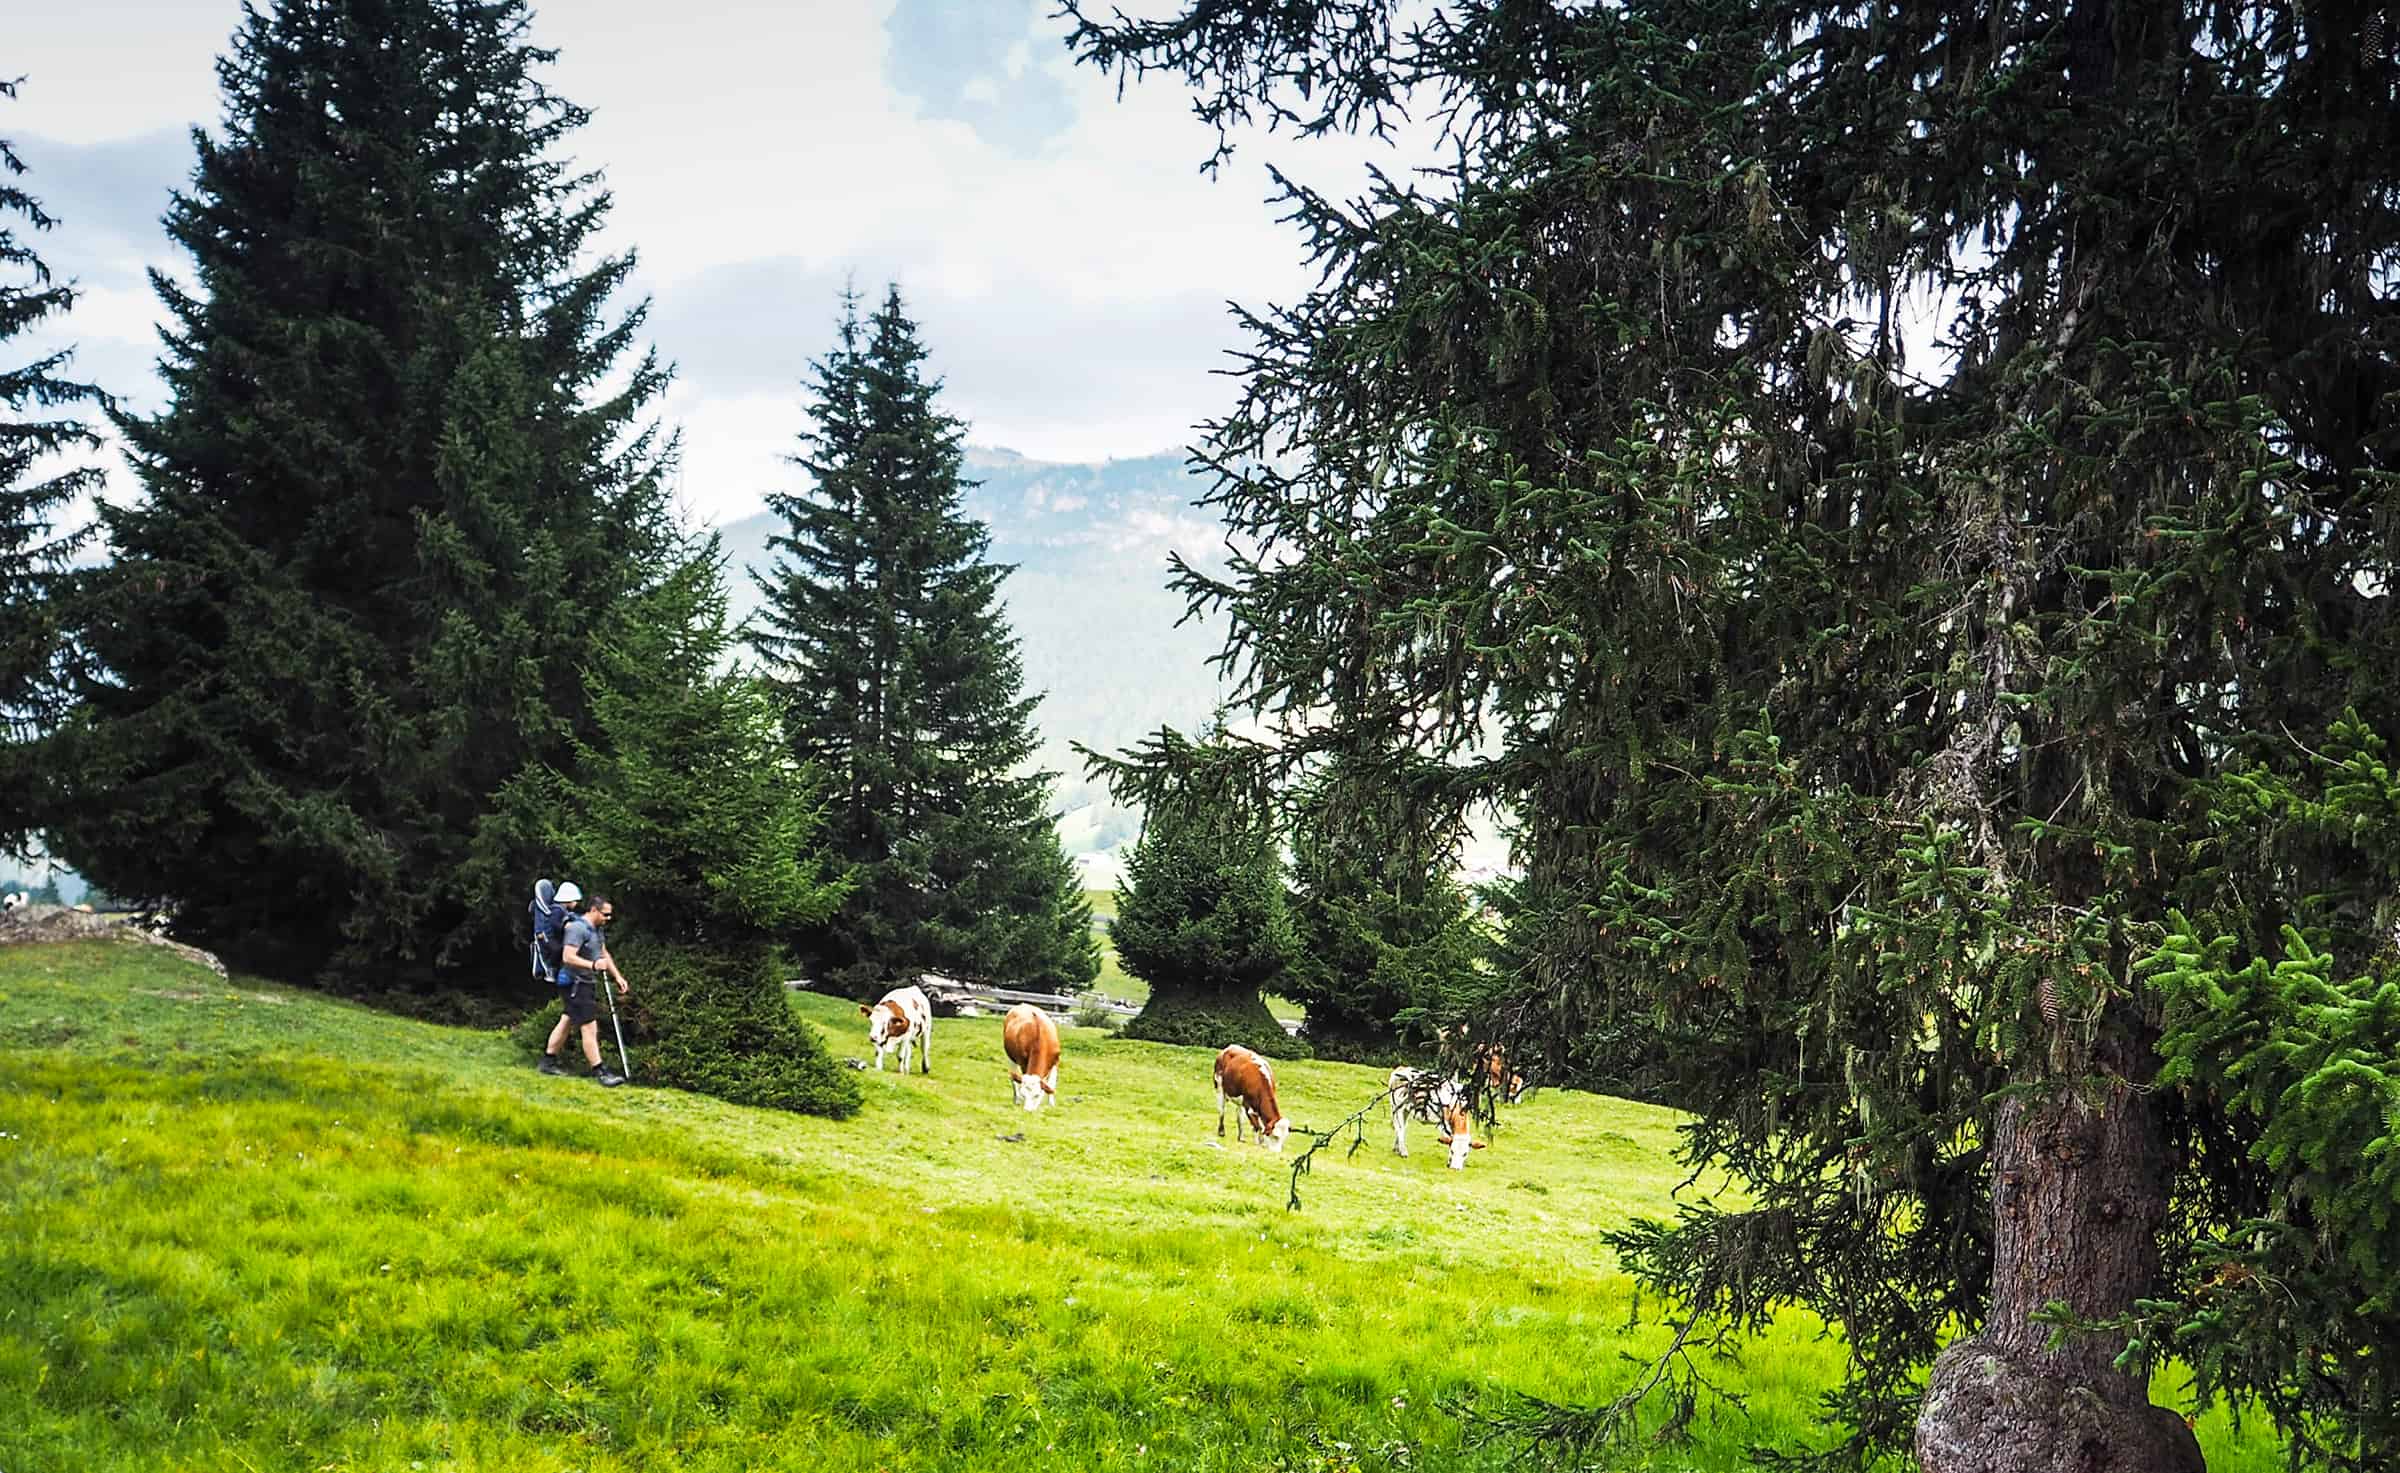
[{"x1": 0, "y1": 940, "x2": 2290, "y2": 1471}]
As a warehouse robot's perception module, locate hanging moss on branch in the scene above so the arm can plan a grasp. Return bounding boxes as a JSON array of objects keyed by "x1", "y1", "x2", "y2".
[{"x1": 1059, "y1": 2, "x2": 2400, "y2": 1467}]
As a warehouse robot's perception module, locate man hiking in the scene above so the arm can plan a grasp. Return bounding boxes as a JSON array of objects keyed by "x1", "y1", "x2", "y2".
[{"x1": 539, "y1": 892, "x2": 631, "y2": 1085}]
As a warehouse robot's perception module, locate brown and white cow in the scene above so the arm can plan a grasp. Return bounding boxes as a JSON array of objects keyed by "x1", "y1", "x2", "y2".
[
  {"x1": 1002, "y1": 1003, "x2": 1060, "y2": 1111},
  {"x1": 1388, "y1": 1065, "x2": 1485, "y2": 1170},
  {"x1": 1214, "y1": 1044, "x2": 1292, "y2": 1151},
  {"x1": 1435, "y1": 1024, "x2": 1528, "y2": 1105},
  {"x1": 1475, "y1": 1044, "x2": 1527, "y2": 1105},
  {"x1": 859, "y1": 985, "x2": 932, "y2": 1074}
]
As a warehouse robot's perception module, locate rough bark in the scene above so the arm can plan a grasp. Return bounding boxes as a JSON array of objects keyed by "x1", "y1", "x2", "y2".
[{"x1": 1917, "y1": 1067, "x2": 2201, "y2": 1473}]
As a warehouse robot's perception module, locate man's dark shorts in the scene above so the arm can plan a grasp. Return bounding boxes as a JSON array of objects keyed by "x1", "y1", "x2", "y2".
[{"x1": 561, "y1": 976, "x2": 598, "y2": 1027}]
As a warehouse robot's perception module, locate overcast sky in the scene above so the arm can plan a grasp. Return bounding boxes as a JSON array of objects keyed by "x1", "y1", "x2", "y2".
[{"x1": 12, "y1": 0, "x2": 1413, "y2": 530}]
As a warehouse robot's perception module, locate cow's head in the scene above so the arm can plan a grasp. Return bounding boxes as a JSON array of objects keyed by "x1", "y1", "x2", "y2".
[
  {"x1": 860, "y1": 1000, "x2": 908, "y2": 1047},
  {"x1": 1251, "y1": 1110, "x2": 1292, "y2": 1152},
  {"x1": 1436, "y1": 1105, "x2": 1486, "y2": 1170},
  {"x1": 1010, "y1": 1067, "x2": 1055, "y2": 1112}
]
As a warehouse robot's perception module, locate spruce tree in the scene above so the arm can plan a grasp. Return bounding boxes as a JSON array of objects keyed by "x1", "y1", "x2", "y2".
[
  {"x1": 40, "y1": 0, "x2": 679, "y2": 990},
  {"x1": 0, "y1": 82, "x2": 102, "y2": 855},
  {"x1": 1065, "y1": 2, "x2": 2400, "y2": 1467},
  {"x1": 1104, "y1": 724, "x2": 1304, "y2": 1058},
  {"x1": 530, "y1": 540, "x2": 858, "y2": 1118},
  {"x1": 1283, "y1": 756, "x2": 1480, "y2": 1060},
  {"x1": 2131, "y1": 711, "x2": 2400, "y2": 1462},
  {"x1": 754, "y1": 286, "x2": 1096, "y2": 997}
]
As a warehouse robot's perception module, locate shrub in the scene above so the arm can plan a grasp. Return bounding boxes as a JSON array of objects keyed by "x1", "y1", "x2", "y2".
[
  {"x1": 510, "y1": 997, "x2": 564, "y2": 1057},
  {"x1": 515, "y1": 940, "x2": 860, "y2": 1119}
]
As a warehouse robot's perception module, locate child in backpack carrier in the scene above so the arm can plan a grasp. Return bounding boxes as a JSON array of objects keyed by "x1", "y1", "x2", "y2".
[{"x1": 530, "y1": 879, "x2": 578, "y2": 987}]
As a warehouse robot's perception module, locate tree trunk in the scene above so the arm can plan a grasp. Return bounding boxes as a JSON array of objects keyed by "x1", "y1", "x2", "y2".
[{"x1": 1916, "y1": 1066, "x2": 2202, "y2": 1473}]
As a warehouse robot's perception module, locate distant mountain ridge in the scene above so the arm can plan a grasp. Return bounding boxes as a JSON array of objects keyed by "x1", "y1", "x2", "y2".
[{"x1": 715, "y1": 446, "x2": 1238, "y2": 882}]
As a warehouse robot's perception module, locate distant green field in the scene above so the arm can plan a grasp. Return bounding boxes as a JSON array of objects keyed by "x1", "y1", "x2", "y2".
[{"x1": 0, "y1": 940, "x2": 2288, "y2": 1471}]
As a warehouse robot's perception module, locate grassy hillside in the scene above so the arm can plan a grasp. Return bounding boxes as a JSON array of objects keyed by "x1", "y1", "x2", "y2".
[{"x1": 0, "y1": 940, "x2": 2288, "y2": 1471}]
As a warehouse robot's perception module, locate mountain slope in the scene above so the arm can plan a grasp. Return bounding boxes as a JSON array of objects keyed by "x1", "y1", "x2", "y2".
[{"x1": 0, "y1": 939, "x2": 2292, "y2": 1471}]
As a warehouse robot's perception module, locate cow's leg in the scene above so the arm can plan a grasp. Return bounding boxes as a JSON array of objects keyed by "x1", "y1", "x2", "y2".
[
  {"x1": 873, "y1": 1041, "x2": 887, "y2": 1071},
  {"x1": 1216, "y1": 1080, "x2": 1228, "y2": 1138},
  {"x1": 1392, "y1": 1103, "x2": 1409, "y2": 1157},
  {"x1": 919, "y1": 1023, "x2": 931, "y2": 1074}
]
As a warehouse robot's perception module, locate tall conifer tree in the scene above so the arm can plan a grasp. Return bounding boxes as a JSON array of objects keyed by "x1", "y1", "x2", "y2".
[
  {"x1": 1105, "y1": 723, "x2": 1303, "y2": 1058},
  {"x1": 1283, "y1": 756, "x2": 1479, "y2": 1060},
  {"x1": 0, "y1": 82, "x2": 102, "y2": 855},
  {"x1": 755, "y1": 287, "x2": 1095, "y2": 995},
  {"x1": 41, "y1": 0, "x2": 680, "y2": 987},
  {"x1": 530, "y1": 541, "x2": 859, "y2": 1118},
  {"x1": 1067, "y1": 2, "x2": 2400, "y2": 1467}
]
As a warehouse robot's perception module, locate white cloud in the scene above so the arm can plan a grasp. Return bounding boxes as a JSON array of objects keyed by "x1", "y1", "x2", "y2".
[
  {"x1": 659, "y1": 384, "x2": 803, "y2": 530},
  {"x1": 57, "y1": 282, "x2": 163, "y2": 346},
  {"x1": 14, "y1": 1, "x2": 1435, "y2": 535}
]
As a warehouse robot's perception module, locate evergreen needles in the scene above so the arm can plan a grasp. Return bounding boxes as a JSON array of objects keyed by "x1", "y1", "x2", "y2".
[{"x1": 753, "y1": 286, "x2": 1096, "y2": 999}]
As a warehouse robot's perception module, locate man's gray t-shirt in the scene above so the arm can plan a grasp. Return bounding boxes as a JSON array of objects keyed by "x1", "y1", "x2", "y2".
[{"x1": 562, "y1": 917, "x2": 606, "y2": 983}]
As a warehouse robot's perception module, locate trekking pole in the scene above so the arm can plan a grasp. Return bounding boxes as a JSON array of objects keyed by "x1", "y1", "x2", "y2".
[{"x1": 599, "y1": 967, "x2": 633, "y2": 1080}]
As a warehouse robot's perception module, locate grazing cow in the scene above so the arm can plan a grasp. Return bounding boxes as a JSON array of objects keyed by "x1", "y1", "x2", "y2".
[
  {"x1": 1388, "y1": 1066, "x2": 1485, "y2": 1170},
  {"x1": 1214, "y1": 1044, "x2": 1292, "y2": 1151},
  {"x1": 1001, "y1": 1003, "x2": 1060, "y2": 1111},
  {"x1": 1475, "y1": 1044, "x2": 1528, "y2": 1104},
  {"x1": 1436, "y1": 1024, "x2": 1528, "y2": 1105},
  {"x1": 859, "y1": 985, "x2": 933, "y2": 1074}
]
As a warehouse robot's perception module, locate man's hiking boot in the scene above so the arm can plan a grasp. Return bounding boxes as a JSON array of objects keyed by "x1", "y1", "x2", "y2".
[
  {"x1": 537, "y1": 1053, "x2": 568, "y2": 1076},
  {"x1": 594, "y1": 1067, "x2": 627, "y2": 1088}
]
